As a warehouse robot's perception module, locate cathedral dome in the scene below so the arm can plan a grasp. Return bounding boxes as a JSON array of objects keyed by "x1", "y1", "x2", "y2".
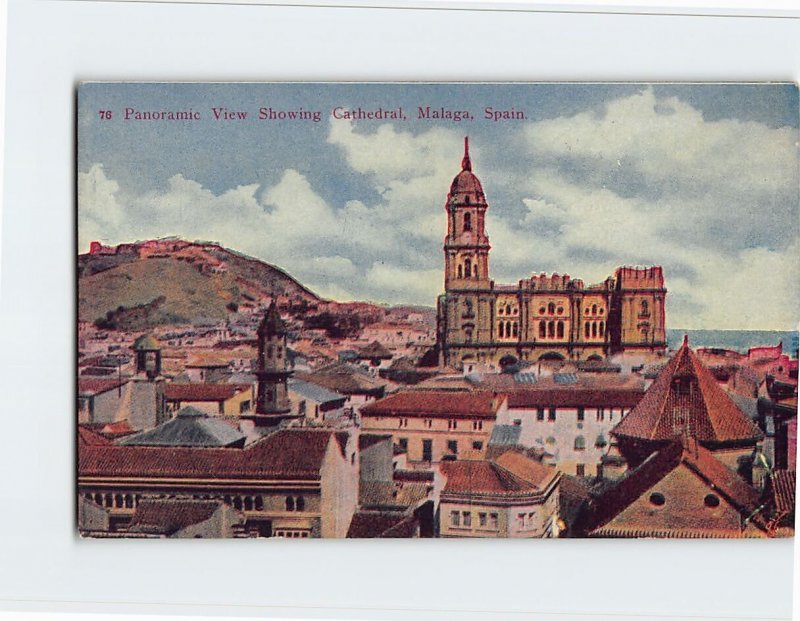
[{"x1": 449, "y1": 137, "x2": 485, "y2": 201}]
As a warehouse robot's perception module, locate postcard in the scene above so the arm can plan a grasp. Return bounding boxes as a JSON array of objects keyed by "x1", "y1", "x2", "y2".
[{"x1": 77, "y1": 82, "x2": 798, "y2": 539}]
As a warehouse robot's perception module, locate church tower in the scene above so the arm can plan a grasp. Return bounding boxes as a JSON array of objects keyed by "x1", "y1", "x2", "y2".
[
  {"x1": 253, "y1": 301, "x2": 295, "y2": 424},
  {"x1": 444, "y1": 137, "x2": 491, "y2": 290}
]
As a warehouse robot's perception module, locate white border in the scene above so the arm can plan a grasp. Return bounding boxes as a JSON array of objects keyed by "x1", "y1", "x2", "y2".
[{"x1": 0, "y1": 2, "x2": 797, "y2": 620}]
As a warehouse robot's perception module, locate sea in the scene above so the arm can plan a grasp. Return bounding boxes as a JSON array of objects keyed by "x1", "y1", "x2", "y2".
[{"x1": 667, "y1": 329, "x2": 799, "y2": 356}]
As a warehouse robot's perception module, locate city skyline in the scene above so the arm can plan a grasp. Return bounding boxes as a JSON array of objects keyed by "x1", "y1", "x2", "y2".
[{"x1": 78, "y1": 83, "x2": 800, "y2": 330}]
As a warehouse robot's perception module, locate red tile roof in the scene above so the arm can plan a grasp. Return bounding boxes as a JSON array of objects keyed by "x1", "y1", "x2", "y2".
[
  {"x1": 580, "y1": 438, "x2": 768, "y2": 537},
  {"x1": 78, "y1": 426, "x2": 113, "y2": 446},
  {"x1": 612, "y1": 342, "x2": 763, "y2": 444},
  {"x1": 79, "y1": 428, "x2": 336, "y2": 481},
  {"x1": 441, "y1": 454, "x2": 558, "y2": 496},
  {"x1": 507, "y1": 389, "x2": 643, "y2": 409},
  {"x1": 361, "y1": 390, "x2": 504, "y2": 419},
  {"x1": 163, "y1": 383, "x2": 252, "y2": 402},
  {"x1": 494, "y1": 451, "x2": 557, "y2": 489},
  {"x1": 78, "y1": 378, "x2": 128, "y2": 396}
]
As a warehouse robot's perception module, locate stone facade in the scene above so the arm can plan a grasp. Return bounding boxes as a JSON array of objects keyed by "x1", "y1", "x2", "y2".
[{"x1": 437, "y1": 139, "x2": 667, "y2": 370}]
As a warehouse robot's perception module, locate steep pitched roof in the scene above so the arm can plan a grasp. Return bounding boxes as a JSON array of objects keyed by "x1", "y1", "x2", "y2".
[
  {"x1": 612, "y1": 341, "x2": 763, "y2": 444},
  {"x1": 79, "y1": 428, "x2": 337, "y2": 481},
  {"x1": 361, "y1": 390, "x2": 503, "y2": 419},
  {"x1": 580, "y1": 438, "x2": 768, "y2": 537},
  {"x1": 118, "y1": 407, "x2": 246, "y2": 448},
  {"x1": 163, "y1": 383, "x2": 252, "y2": 402}
]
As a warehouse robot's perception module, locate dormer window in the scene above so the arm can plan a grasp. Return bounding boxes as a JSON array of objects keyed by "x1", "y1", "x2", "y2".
[{"x1": 673, "y1": 376, "x2": 691, "y2": 396}]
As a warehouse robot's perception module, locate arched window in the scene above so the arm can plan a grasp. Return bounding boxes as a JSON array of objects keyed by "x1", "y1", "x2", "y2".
[
  {"x1": 124, "y1": 494, "x2": 133, "y2": 508},
  {"x1": 548, "y1": 302, "x2": 556, "y2": 315},
  {"x1": 505, "y1": 321, "x2": 512, "y2": 338},
  {"x1": 464, "y1": 258, "x2": 472, "y2": 279},
  {"x1": 457, "y1": 265, "x2": 463, "y2": 278},
  {"x1": 592, "y1": 304, "x2": 597, "y2": 315},
  {"x1": 512, "y1": 322, "x2": 519, "y2": 337},
  {"x1": 498, "y1": 322, "x2": 505, "y2": 338},
  {"x1": 548, "y1": 321, "x2": 555, "y2": 338},
  {"x1": 114, "y1": 494, "x2": 123, "y2": 508},
  {"x1": 557, "y1": 321, "x2": 564, "y2": 338},
  {"x1": 505, "y1": 304, "x2": 512, "y2": 315},
  {"x1": 473, "y1": 264, "x2": 478, "y2": 278},
  {"x1": 233, "y1": 497, "x2": 243, "y2": 510},
  {"x1": 539, "y1": 322, "x2": 546, "y2": 338},
  {"x1": 244, "y1": 497, "x2": 253, "y2": 511},
  {"x1": 255, "y1": 496, "x2": 264, "y2": 511},
  {"x1": 574, "y1": 436, "x2": 586, "y2": 450},
  {"x1": 599, "y1": 321, "x2": 605, "y2": 337},
  {"x1": 641, "y1": 300, "x2": 650, "y2": 316},
  {"x1": 285, "y1": 496, "x2": 295, "y2": 511},
  {"x1": 296, "y1": 497, "x2": 305, "y2": 511},
  {"x1": 464, "y1": 212, "x2": 472, "y2": 231},
  {"x1": 592, "y1": 322, "x2": 597, "y2": 338},
  {"x1": 585, "y1": 322, "x2": 590, "y2": 338}
]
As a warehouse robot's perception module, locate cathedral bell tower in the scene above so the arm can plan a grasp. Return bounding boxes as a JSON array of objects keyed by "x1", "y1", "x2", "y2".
[
  {"x1": 444, "y1": 137, "x2": 491, "y2": 291},
  {"x1": 253, "y1": 301, "x2": 296, "y2": 424}
]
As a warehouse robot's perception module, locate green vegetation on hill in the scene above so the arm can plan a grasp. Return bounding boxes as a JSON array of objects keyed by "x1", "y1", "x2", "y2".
[{"x1": 79, "y1": 258, "x2": 241, "y2": 328}]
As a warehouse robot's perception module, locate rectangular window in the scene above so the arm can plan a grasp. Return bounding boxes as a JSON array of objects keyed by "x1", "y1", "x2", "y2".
[
  {"x1": 462, "y1": 511, "x2": 472, "y2": 527},
  {"x1": 489, "y1": 513, "x2": 499, "y2": 529},
  {"x1": 577, "y1": 407, "x2": 584, "y2": 421},
  {"x1": 576, "y1": 463, "x2": 585, "y2": 476},
  {"x1": 517, "y1": 513, "x2": 526, "y2": 529},
  {"x1": 479, "y1": 512, "x2": 487, "y2": 527},
  {"x1": 537, "y1": 408, "x2": 545, "y2": 421},
  {"x1": 472, "y1": 441, "x2": 483, "y2": 451},
  {"x1": 548, "y1": 408, "x2": 556, "y2": 421},
  {"x1": 513, "y1": 419, "x2": 522, "y2": 426},
  {"x1": 450, "y1": 511, "x2": 460, "y2": 527},
  {"x1": 425, "y1": 419, "x2": 432, "y2": 428},
  {"x1": 447, "y1": 440, "x2": 458, "y2": 454},
  {"x1": 239, "y1": 400, "x2": 251, "y2": 414},
  {"x1": 398, "y1": 438, "x2": 408, "y2": 451},
  {"x1": 422, "y1": 439, "x2": 433, "y2": 462}
]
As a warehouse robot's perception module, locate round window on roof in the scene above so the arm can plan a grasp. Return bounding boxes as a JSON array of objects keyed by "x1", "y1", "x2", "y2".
[
  {"x1": 704, "y1": 493, "x2": 720, "y2": 508},
  {"x1": 649, "y1": 492, "x2": 666, "y2": 506}
]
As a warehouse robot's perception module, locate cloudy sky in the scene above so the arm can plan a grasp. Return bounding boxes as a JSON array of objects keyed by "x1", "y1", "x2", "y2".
[{"x1": 78, "y1": 83, "x2": 799, "y2": 330}]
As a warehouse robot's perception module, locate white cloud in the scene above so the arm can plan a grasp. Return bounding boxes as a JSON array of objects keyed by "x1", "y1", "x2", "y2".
[{"x1": 79, "y1": 96, "x2": 799, "y2": 330}]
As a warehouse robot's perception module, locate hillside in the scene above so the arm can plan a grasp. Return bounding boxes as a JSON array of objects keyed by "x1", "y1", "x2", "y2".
[{"x1": 78, "y1": 239, "x2": 323, "y2": 329}]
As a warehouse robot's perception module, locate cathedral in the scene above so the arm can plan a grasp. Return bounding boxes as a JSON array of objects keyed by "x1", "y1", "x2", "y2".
[{"x1": 436, "y1": 138, "x2": 668, "y2": 369}]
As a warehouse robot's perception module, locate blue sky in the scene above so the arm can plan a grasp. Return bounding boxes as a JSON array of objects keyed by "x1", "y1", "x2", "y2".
[{"x1": 78, "y1": 83, "x2": 799, "y2": 330}]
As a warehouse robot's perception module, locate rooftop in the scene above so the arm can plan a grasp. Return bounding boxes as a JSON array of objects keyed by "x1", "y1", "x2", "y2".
[
  {"x1": 118, "y1": 407, "x2": 246, "y2": 448},
  {"x1": 612, "y1": 341, "x2": 764, "y2": 445},
  {"x1": 361, "y1": 390, "x2": 504, "y2": 419},
  {"x1": 80, "y1": 428, "x2": 341, "y2": 481},
  {"x1": 163, "y1": 383, "x2": 252, "y2": 402}
]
